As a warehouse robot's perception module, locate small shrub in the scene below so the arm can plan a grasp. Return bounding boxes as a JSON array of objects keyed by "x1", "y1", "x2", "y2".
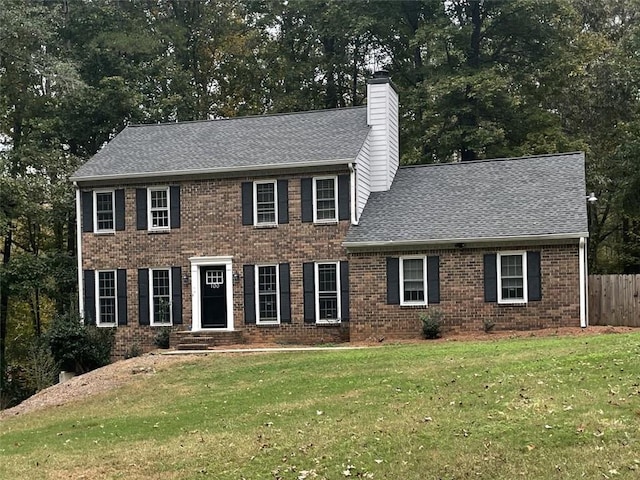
[
  {"x1": 125, "y1": 343, "x2": 142, "y2": 359},
  {"x1": 420, "y1": 310, "x2": 443, "y2": 339},
  {"x1": 483, "y1": 319, "x2": 496, "y2": 333},
  {"x1": 47, "y1": 313, "x2": 115, "y2": 373},
  {"x1": 153, "y1": 327, "x2": 171, "y2": 349},
  {"x1": 23, "y1": 340, "x2": 59, "y2": 393}
]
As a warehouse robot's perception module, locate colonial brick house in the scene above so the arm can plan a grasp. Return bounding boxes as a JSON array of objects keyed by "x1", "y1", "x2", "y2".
[{"x1": 70, "y1": 72, "x2": 589, "y2": 355}]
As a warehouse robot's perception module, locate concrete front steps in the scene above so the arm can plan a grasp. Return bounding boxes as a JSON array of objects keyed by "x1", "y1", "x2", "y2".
[{"x1": 170, "y1": 330, "x2": 245, "y2": 350}]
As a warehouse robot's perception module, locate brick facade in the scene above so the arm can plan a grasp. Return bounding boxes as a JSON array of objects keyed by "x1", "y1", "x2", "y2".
[
  {"x1": 348, "y1": 243, "x2": 581, "y2": 342},
  {"x1": 81, "y1": 174, "x2": 583, "y2": 356},
  {"x1": 81, "y1": 169, "x2": 350, "y2": 357}
]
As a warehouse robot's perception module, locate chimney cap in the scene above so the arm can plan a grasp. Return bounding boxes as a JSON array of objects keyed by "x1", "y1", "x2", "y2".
[{"x1": 367, "y1": 70, "x2": 396, "y2": 91}]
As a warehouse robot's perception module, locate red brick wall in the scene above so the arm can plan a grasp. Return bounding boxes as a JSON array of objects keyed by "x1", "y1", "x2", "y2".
[
  {"x1": 349, "y1": 244, "x2": 581, "y2": 342},
  {"x1": 81, "y1": 170, "x2": 350, "y2": 356}
]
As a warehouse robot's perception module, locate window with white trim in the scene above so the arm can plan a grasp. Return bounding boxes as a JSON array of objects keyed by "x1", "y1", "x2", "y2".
[
  {"x1": 498, "y1": 252, "x2": 528, "y2": 303},
  {"x1": 94, "y1": 190, "x2": 115, "y2": 233},
  {"x1": 313, "y1": 176, "x2": 338, "y2": 223},
  {"x1": 255, "y1": 265, "x2": 279, "y2": 323},
  {"x1": 315, "y1": 262, "x2": 340, "y2": 322},
  {"x1": 400, "y1": 257, "x2": 427, "y2": 305},
  {"x1": 151, "y1": 268, "x2": 172, "y2": 324},
  {"x1": 96, "y1": 270, "x2": 117, "y2": 326},
  {"x1": 254, "y1": 181, "x2": 277, "y2": 225},
  {"x1": 148, "y1": 187, "x2": 170, "y2": 230}
]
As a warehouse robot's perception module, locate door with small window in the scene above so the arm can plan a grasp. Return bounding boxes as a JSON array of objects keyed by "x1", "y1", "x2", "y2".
[{"x1": 200, "y1": 266, "x2": 227, "y2": 328}]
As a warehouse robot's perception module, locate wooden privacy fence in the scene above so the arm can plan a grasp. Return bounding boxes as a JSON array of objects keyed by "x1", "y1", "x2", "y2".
[{"x1": 589, "y1": 274, "x2": 640, "y2": 327}]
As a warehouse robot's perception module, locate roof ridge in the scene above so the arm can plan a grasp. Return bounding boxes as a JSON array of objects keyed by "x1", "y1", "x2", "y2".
[
  {"x1": 126, "y1": 105, "x2": 367, "y2": 128},
  {"x1": 398, "y1": 152, "x2": 584, "y2": 170}
]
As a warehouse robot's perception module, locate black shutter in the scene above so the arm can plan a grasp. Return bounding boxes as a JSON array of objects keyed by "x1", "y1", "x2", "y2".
[
  {"x1": 83, "y1": 269, "x2": 96, "y2": 325},
  {"x1": 427, "y1": 256, "x2": 440, "y2": 304},
  {"x1": 115, "y1": 189, "x2": 125, "y2": 231},
  {"x1": 301, "y1": 178, "x2": 313, "y2": 222},
  {"x1": 170, "y1": 186, "x2": 181, "y2": 229},
  {"x1": 527, "y1": 251, "x2": 542, "y2": 301},
  {"x1": 117, "y1": 269, "x2": 128, "y2": 325},
  {"x1": 386, "y1": 257, "x2": 400, "y2": 305},
  {"x1": 82, "y1": 191, "x2": 93, "y2": 233},
  {"x1": 338, "y1": 174, "x2": 350, "y2": 221},
  {"x1": 340, "y1": 260, "x2": 349, "y2": 321},
  {"x1": 243, "y1": 265, "x2": 256, "y2": 324},
  {"x1": 241, "y1": 182, "x2": 253, "y2": 226},
  {"x1": 171, "y1": 266, "x2": 182, "y2": 324},
  {"x1": 278, "y1": 179, "x2": 289, "y2": 224},
  {"x1": 484, "y1": 254, "x2": 498, "y2": 302},
  {"x1": 279, "y1": 263, "x2": 291, "y2": 323},
  {"x1": 136, "y1": 188, "x2": 147, "y2": 230},
  {"x1": 303, "y1": 262, "x2": 315, "y2": 322},
  {"x1": 138, "y1": 268, "x2": 150, "y2": 325}
]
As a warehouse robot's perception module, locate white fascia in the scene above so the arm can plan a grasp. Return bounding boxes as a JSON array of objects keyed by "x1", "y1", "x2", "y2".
[
  {"x1": 70, "y1": 158, "x2": 354, "y2": 184},
  {"x1": 343, "y1": 233, "x2": 589, "y2": 249}
]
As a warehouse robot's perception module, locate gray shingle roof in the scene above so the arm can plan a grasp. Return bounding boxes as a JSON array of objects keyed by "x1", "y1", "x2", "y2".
[
  {"x1": 345, "y1": 152, "x2": 588, "y2": 245},
  {"x1": 71, "y1": 107, "x2": 369, "y2": 181}
]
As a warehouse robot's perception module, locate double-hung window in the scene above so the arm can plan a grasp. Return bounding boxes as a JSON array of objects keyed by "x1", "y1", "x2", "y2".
[
  {"x1": 256, "y1": 265, "x2": 279, "y2": 323},
  {"x1": 254, "y1": 181, "x2": 277, "y2": 226},
  {"x1": 96, "y1": 270, "x2": 117, "y2": 326},
  {"x1": 151, "y1": 268, "x2": 172, "y2": 324},
  {"x1": 148, "y1": 187, "x2": 170, "y2": 230},
  {"x1": 400, "y1": 257, "x2": 427, "y2": 305},
  {"x1": 497, "y1": 252, "x2": 527, "y2": 303},
  {"x1": 316, "y1": 262, "x2": 340, "y2": 322},
  {"x1": 94, "y1": 190, "x2": 115, "y2": 233},
  {"x1": 313, "y1": 177, "x2": 338, "y2": 223}
]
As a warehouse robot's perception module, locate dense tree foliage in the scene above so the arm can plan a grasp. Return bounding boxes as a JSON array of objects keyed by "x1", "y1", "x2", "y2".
[{"x1": 1, "y1": 0, "x2": 638, "y2": 403}]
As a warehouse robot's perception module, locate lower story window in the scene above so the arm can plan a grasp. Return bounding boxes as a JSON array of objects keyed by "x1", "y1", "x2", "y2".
[
  {"x1": 257, "y1": 265, "x2": 279, "y2": 323},
  {"x1": 498, "y1": 252, "x2": 527, "y2": 303},
  {"x1": 316, "y1": 262, "x2": 339, "y2": 322},
  {"x1": 401, "y1": 257, "x2": 426, "y2": 305},
  {"x1": 97, "y1": 270, "x2": 116, "y2": 326},
  {"x1": 151, "y1": 268, "x2": 172, "y2": 324}
]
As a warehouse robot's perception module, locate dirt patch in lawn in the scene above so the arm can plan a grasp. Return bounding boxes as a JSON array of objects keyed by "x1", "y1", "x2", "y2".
[{"x1": 1, "y1": 325, "x2": 635, "y2": 420}]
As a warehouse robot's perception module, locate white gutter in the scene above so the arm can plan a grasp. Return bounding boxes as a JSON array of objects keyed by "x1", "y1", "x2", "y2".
[
  {"x1": 74, "y1": 184, "x2": 84, "y2": 322},
  {"x1": 343, "y1": 232, "x2": 589, "y2": 249},
  {"x1": 579, "y1": 236, "x2": 588, "y2": 328},
  {"x1": 349, "y1": 163, "x2": 358, "y2": 225},
  {"x1": 70, "y1": 158, "x2": 355, "y2": 184}
]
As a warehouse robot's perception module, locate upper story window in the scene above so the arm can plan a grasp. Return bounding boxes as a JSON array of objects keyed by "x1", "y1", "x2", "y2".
[
  {"x1": 497, "y1": 252, "x2": 528, "y2": 304},
  {"x1": 136, "y1": 186, "x2": 180, "y2": 231},
  {"x1": 254, "y1": 181, "x2": 277, "y2": 226},
  {"x1": 148, "y1": 187, "x2": 170, "y2": 230},
  {"x1": 313, "y1": 176, "x2": 338, "y2": 223},
  {"x1": 400, "y1": 257, "x2": 427, "y2": 305},
  {"x1": 94, "y1": 190, "x2": 115, "y2": 233},
  {"x1": 242, "y1": 180, "x2": 288, "y2": 227}
]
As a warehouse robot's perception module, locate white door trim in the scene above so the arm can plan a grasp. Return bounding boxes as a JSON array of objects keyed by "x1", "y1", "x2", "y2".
[{"x1": 190, "y1": 256, "x2": 234, "y2": 331}]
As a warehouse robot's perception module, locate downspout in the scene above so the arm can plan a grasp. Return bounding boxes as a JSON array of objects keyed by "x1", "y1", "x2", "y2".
[
  {"x1": 75, "y1": 183, "x2": 84, "y2": 322},
  {"x1": 579, "y1": 237, "x2": 587, "y2": 328},
  {"x1": 349, "y1": 163, "x2": 358, "y2": 225}
]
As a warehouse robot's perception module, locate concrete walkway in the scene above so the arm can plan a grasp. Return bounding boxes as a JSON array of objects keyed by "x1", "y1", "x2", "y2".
[{"x1": 161, "y1": 345, "x2": 373, "y2": 355}]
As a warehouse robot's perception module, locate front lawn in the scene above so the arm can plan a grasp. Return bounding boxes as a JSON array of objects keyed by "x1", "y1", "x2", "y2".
[{"x1": 1, "y1": 333, "x2": 639, "y2": 479}]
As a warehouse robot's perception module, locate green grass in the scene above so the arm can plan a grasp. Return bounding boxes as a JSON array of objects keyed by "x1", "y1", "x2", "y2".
[{"x1": 2, "y1": 333, "x2": 640, "y2": 479}]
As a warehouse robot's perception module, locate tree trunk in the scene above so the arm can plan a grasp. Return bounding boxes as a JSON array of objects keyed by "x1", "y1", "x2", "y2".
[
  {"x1": 461, "y1": 1, "x2": 483, "y2": 162},
  {"x1": 0, "y1": 229, "x2": 12, "y2": 394}
]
